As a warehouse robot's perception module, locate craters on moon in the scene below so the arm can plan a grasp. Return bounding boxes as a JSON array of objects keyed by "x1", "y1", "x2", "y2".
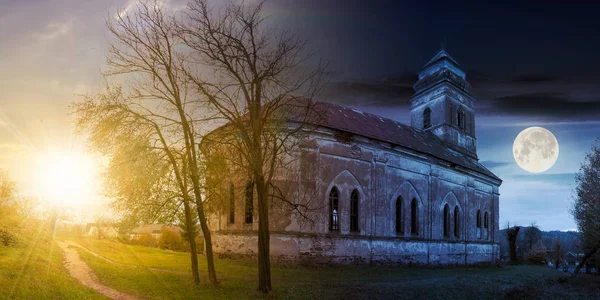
[{"x1": 513, "y1": 127, "x2": 559, "y2": 173}]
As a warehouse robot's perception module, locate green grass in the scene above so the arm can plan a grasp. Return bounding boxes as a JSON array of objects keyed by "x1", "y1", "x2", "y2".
[
  {"x1": 0, "y1": 225, "x2": 106, "y2": 300},
  {"x1": 65, "y1": 237, "x2": 600, "y2": 299}
]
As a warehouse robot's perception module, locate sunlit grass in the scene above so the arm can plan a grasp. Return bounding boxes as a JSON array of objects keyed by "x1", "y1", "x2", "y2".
[{"x1": 0, "y1": 225, "x2": 105, "y2": 299}]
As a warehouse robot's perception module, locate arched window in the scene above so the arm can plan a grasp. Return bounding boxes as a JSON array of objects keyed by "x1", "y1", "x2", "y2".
[
  {"x1": 443, "y1": 204, "x2": 450, "y2": 238},
  {"x1": 395, "y1": 196, "x2": 403, "y2": 234},
  {"x1": 350, "y1": 189, "x2": 359, "y2": 232},
  {"x1": 329, "y1": 187, "x2": 339, "y2": 232},
  {"x1": 484, "y1": 212, "x2": 489, "y2": 229},
  {"x1": 245, "y1": 181, "x2": 254, "y2": 224},
  {"x1": 229, "y1": 183, "x2": 235, "y2": 224},
  {"x1": 457, "y1": 107, "x2": 465, "y2": 129},
  {"x1": 476, "y1": 210, "x2": 481, "y2": 228},
  {"x1": 411, "y1": 198, "x2": 418, "y2": 236},
  {"x1": 423, "y1": 107, "x2": 432, "y2": 129},
  {"x1": 454, "y1": 206, "x2": 459, "y2": 238}
]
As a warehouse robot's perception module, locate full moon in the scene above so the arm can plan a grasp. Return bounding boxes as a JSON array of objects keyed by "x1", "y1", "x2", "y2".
[{"x1": 513, "y1": 127, "x2": 559, "y2": 173}]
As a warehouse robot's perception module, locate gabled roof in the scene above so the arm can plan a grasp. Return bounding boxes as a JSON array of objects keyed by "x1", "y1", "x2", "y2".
[{"x1": 302, "y1": 101, "x2": 501, "y2": 182}]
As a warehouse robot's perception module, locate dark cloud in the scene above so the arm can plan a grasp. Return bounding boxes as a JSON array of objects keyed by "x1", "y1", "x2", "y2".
[
  {"x1": 319, "y1": 71, "x2": 600, "y2": 121},
  {"x1": 318, "y1": 73, "x2": 416, "y2": 107},
  {"x1": 480, "y1": 160, "x2": 513, "y2": 169},
  {"x1": 491, "y1": 93, "x2": 600, "y2": 119},
  {"x1": 511, "y1": 173, "x2": 576, "y2": 185},
  {"x1": 511, "y1": 74, "x2": 560, "y2": 83}
]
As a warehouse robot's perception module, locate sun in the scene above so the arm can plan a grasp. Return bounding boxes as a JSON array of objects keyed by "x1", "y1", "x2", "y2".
[{"x1": 35, "y1": 151, "x2": 99, "y2": 207}]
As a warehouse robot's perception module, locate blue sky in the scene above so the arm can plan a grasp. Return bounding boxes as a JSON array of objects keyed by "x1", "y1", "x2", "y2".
[{"x1": 0, "y1": 0, "x2": 599, "y2": 229}]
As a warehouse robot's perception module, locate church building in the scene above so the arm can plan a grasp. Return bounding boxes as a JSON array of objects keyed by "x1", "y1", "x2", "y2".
[{"x1": 206, "y1": 49, "x2": 502, "y2": 265}]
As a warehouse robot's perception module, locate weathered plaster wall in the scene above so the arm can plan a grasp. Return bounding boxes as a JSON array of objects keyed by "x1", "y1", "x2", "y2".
[
  {"x1": 209, "y1": 130, "x2": 500, "y2": 265},
  {"x1": 211, "y1": 232, "x2": 497, "y2": 265}
]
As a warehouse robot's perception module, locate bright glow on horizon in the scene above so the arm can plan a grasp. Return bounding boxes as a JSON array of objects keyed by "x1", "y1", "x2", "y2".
[{"x1": 34, "y1": 150, "x2": 99, "y2": 207}]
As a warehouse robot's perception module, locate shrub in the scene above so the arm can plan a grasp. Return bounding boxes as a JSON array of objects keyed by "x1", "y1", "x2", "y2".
[
  {"x1": 194, "y1": 236, "x2": 204, "y2": 254},
  {"x1": 135, "y1": 232, "x2": 156, "y2": 247},
  {"x1": 158, "y1": 227, "x2": 186, "y2": 252},
  {"x1": 0, "y1": 228, "x2": 16, "y2": 246},
  {"x1": 525, "y1": 240, "x2": 547, "y2": 265},
  {"x1": 117, "y1": 233, "x2": 131, "y2": 244}
]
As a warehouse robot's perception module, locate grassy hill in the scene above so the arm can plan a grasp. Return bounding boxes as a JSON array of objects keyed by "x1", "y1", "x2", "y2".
[{"x1": 0, "y1": 220, "x2": 105, "y2": 300}]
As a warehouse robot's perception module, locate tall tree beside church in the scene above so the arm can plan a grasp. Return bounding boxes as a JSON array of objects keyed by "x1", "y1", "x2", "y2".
[
  {"x1": 72, "y1": 1, "x2": 218, "y2": 285},
  {"x1": 177, "y1": 0, "x2": 327, "y2": 293},
  {"x1": 571, "y1": 138, "x2": 600, "y2": 276}
]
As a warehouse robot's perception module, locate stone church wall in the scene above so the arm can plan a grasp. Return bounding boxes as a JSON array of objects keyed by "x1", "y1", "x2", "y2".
[{"x1": 209, "y1": 132, "x2": 501, "y2": 265}]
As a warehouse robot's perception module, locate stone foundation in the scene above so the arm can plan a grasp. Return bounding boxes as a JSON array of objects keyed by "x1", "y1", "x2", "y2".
[{"x1": 212, "y1": 231, "x2": 499, "y2": 265}]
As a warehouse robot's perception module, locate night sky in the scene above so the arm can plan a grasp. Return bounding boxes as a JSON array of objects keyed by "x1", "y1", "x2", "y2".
[{"x1": 1, "y1": 0, "x2": 599, "y2": 229}]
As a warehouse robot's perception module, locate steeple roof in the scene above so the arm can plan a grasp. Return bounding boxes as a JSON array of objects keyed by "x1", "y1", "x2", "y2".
[
  {"x1": 423, "y1": 49, "x2": 460, "y2": 68},
  {"x1": 418, "y1": 48, "x2": 466, "y2": 80}
]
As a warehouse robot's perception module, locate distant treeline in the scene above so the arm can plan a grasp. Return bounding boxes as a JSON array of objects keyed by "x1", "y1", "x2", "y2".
[{"x1": 499, "y1": 226, "x2": 581, "y2": 258}]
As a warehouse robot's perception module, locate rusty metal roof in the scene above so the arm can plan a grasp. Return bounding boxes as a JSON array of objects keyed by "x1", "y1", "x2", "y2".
[{"x1": 304, "y1": 101, "x2": 501, "y2": 182}]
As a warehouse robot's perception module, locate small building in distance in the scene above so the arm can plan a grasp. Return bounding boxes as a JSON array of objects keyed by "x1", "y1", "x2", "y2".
[
  {"x1": 85, "y1": 223, "x2": 118, "y2": 239},
  {"x1": 129, "y1": 224, "x2": 182, "y2": 240}
]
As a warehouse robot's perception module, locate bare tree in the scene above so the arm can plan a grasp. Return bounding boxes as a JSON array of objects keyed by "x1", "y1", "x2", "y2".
[
  {"x1": 177, "y1": 0, "x2": 327, "y2": 293},
  {"x1": 571, "y1": 138, "x2": 600, "y2": 276},
  {"x1": 550, "y1": 238, "x2": 565, "y2": 269},
  {"x1": 72, "y1": 0, "x2": 218, "y2": 284},
  {"x1": 506, "y1": 224, "x2": 521, "y2": 264},
  {"x1": 524, "y1": 222, "x2": 542, "y2": 251}
]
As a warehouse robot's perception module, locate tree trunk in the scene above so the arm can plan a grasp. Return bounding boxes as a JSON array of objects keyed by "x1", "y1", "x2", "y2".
[
  {"x1": 507, "y1": 226, "x2": 520, "y2": 263},
  {"x1": 195, "y1": 199, "x2": 218, "y2": 285},
  {"x1": 182, "y1": 198, "x2": 200, "y2": 285},
  {"x1": 573, "y1": 247, "x2": 598, "y2": 277},
  {"x1": 256, "y1": 175, "x2": 271, "y2": 294}
]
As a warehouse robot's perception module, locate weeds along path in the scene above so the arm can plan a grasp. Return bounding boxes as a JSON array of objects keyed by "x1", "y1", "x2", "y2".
[
  {"x1": 60, "y1": 240, "x2": 188, "y2": 275},
  {"x1": 56, "y1": 241, "x2": 143, "y2": 300}
]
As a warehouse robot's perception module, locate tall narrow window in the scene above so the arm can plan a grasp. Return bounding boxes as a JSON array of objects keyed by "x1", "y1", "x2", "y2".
[
  {"x1": 245, "y1": 181, "x2": 254, "y2": 224},
  {"x1": 411, "y1": 198, "x2": 418, "y2": 236},
  {"x1": 423, "y1": 107, "x2": 432, "y2": 129},
  {"x1": 443, "y1": 204, "x2": 450, "y2": 238},
  {"x1": 454, "y1": 206, "x2": 460, "y2": 238},
  {"x1": 395, "y1": 196, "x2": 403, "y2": 234},
  {"x1": 476, "y1": 210, "x2": 481, "y2": 228},
  {"x1": 457, "y1": 107, "x2": 465, "y2": 129},
  {"x1": 350, "y1": 189, "x2": 359, "y2": 232},
  {"x1": 228, "y1": 183, "x2": 235, "y2": 224},
  {"x1": 484, "y1": 212, "x2": 489, "y2": 229},
  {"x1": 329, "y1": 187, "x2": 339, "y2": 232}
]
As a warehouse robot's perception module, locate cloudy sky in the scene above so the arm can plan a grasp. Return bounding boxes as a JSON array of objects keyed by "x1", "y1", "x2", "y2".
[{"x1": 1, "y1": 0, "x2": 599, "y2": 230}]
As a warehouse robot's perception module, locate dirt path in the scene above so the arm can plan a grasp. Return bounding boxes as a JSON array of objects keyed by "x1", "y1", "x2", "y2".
[{"x1": 56, "y1": 241, "x2": 143, "y2": 300}]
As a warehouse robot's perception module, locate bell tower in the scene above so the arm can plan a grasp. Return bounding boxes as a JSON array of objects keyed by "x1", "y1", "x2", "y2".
[{"x1": 409, "y1": 48, "x2": 478, "y2": 159}]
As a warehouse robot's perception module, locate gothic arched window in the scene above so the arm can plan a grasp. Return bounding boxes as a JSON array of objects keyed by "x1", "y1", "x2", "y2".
[
  {"x1": 329, "y1": 187, "x2": 339, "y2": 232},
  {"x1": 476, "y1": 210, "x2": 481, "y2": 228},
  {"x1": 395, "y1": 196, "x2": 403, "y2": 234},
  {"x1": 484, "y1": 212, "x2": 489, "y2": 229},
  {"x1": 245, "y1": 181, "x2": 254, "y2": 224},
  {"x1": 411, "y1": 198, "x2": 418, "y2": 236},
  {"x1": 229, "y1": 183, "x2": 235, "y2": 224},
  {"x1": 443, "y1": 204, "x2": 450, "y2": 238},
  {"x1": 454, "y1": 206, "x2": 460, "y2": 238},
  {"x1": 350, "y1": 189, "x2": 359, "y2": 232},
  {"x1": 423, "y1": 107, "x2": 432, "y2": 129},
  {"x1": 457, "y1": 107, "x2": 466, "y2": 129}
]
